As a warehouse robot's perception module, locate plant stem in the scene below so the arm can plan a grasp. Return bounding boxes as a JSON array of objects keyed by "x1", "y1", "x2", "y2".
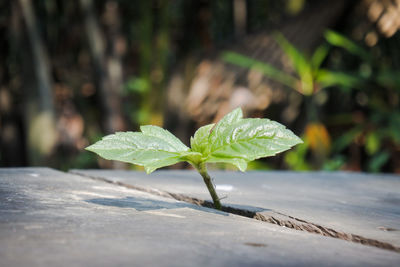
[{"x1": 194, "y1": 162, "x2": 222, "y2": 210}]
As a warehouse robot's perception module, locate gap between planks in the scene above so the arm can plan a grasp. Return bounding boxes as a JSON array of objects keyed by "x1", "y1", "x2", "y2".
[{"x1": 69, "y1": 170, "x2": 400, "y2": 254}]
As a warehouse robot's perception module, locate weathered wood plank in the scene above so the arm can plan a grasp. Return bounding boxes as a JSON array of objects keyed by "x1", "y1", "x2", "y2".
[
  {"x1": 2, "y1": 168, "x2": 400, "y2": 266},
  {"x1": 71, "y1": 169, "x2": 400, "y2": 250}
]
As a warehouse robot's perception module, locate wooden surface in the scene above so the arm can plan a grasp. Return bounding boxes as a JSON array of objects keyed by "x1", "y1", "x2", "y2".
[
  {"x1": 1, "y1": 168, "x2": 400, "y2": 266},
  {"x1": 72, "y1": 169, "x2": 400, "y2": 249}
]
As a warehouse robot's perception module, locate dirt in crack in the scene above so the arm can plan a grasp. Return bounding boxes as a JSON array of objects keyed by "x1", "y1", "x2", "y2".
[{"x1": 71, "y1": 171, "x2": 400, "y2": 254}]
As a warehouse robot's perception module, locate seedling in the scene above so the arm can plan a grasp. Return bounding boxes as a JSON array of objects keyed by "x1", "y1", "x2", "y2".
[
  {"x1": 222, "y1": 32, "x2": 363, "y2": 95},
  {"x1": 86, "y1": 108, "x2": 302, "y2": 210}
]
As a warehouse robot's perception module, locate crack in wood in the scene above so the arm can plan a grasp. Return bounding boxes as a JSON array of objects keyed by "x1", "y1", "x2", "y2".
[
  {"x1": 252, "y1": 213, "x2": 400, "y2": 253},
  {"x1": 70, "y1": 171, "x2": 400, "y2": 254}
]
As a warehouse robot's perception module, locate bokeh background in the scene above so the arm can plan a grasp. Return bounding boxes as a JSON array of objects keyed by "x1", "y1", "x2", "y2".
[{"x1": 1, "y1": 0, "x2": 400, "y2": 173}]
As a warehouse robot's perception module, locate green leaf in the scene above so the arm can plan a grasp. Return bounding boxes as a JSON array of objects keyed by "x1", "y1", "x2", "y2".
[
  {"x1": 324, "y1": 30, "x2": 370, "y2": 62},
  {"x1": 311, "y1": 44, "x2": 329, "y2": 71},
  {"x1": 316, "y1": 70, "x2": 363, "y2": 91},
  {"x1": 332, "y1": 126, "x2": 362, "y2": 153},
  {"x1": 206, "y1": 156, "x2": 248, "y2": 172},
  {"x1": 275, "y1": 33, "x2": 314, "y2": 95},
  {"x1": 376, "y1": 71, "x2": 400, "y2": 89},
  {"x1": 221, "y1": 51, "x2": 298, "y2": 89},
  {"x1": 322, "y1": 155, "x2": 346, "y2": 171},
  {"x1": 86, "y1": 128, "x2": 189, "y2": 174},
  {"x1": 207, "y1": 118, "x2": 303, "y2": 167},
  {"x1": 179, "y1": 151, "x2": 203, "y2": 165},
  {"x1": 365, "y1": 132, "x2": 380, "y2": 155},
  {"x1": 209, "y1": 108, "x2": 243, "y2": 146},
  {"x1": 190, "y1": 123, "x2": 214, "y2": 155},
  {"x1": 368, "y1": 151, "x2": 390, "y2": 173},
  {"x1": 143, "y1": 156, "x2": 184, "y2": 174},
  {"x1": 140, "y1": 125, "x2": 189, "y2": 152},
  {"x1": 125, "y1": 77, "x2": 150, "y2": 94}
]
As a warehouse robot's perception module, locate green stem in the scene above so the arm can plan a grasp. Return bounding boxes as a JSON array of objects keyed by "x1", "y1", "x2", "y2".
[{"x1": 194, "y1": 162, "x2": 222, "y2": 210}]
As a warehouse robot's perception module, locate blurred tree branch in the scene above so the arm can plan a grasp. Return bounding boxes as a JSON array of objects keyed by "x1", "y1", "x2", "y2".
[
  {"x1": 79, "y1": 0, "x2": 125, "y2": 134},
  {"x1": 19, "y1": 0, "x2": 54, "y2": 112},
  {"x1": 18, "y1": 0, "x2": 57, "y2": 165}
]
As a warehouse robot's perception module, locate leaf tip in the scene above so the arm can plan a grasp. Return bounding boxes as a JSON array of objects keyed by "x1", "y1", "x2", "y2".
[
  {"x1": 238, "y1": 165, "x2": 247, "y2": 172},
  {"x1": 296, "y1": 136, "x2": 304, "y2": 145},
  {"x1": 85, "y1": 144, "x2": 96, "y2": 152},
  {"x1": 235, "y1": 160, "x2": 248, "y2": 172},
  {"x1": 139, "y1": 125, "x2": 150, "y2": 132},
  {"x1": 144, "y1": 166, "x2": 155, "y2": 174},
  {"x1": 233, "y1": 106, "x2": 244, "y2": 116}
]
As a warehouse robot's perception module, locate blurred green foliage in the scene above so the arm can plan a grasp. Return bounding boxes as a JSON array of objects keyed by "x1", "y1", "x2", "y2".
[
  {"x1": 223, "y1": 30, "x2": 400, "y2": 173},
  {"x1": 1, "y1": 0, "x2": 400, "y2": 173},
  {"x1": 222, "y1": 33, "x2": 363, "y2": 96}
]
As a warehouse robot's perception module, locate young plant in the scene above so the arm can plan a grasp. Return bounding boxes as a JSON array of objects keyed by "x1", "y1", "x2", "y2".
[
  {"x1": 86, "y1": 108, "x2": 302, "y2": 210},
  {"x1": 222, "y1": 32, "x2": 363, "y2": 95}
]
